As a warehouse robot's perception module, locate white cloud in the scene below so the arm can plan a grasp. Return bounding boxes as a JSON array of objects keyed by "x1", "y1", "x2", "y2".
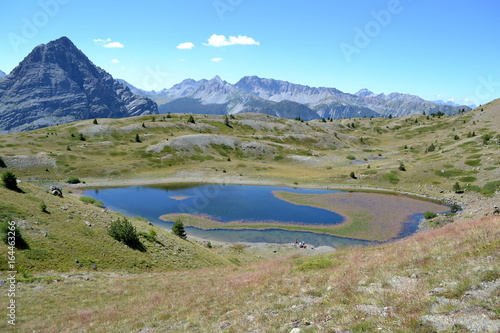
[
  {"x1": 94, "y1": 38, "x2": 111, "y2": 44},
  {"x1": 104, "y1": 41, "x2": 124, "y2": 48},
  {"x1": 211, "y1": 57, "x2": 223, "y2": 62},
  {"x1": 204, "y1": 34, "x2": 260, "y2": 47},
  {"x1": 93, "y1": 38, "x2": 124, "y2": 48},
  {"x1": 111, "y1": 59, "x2": 119, "y2": 63},
  {"x1": 177, "y1": 42, "x2": 195, "y2": 49}
]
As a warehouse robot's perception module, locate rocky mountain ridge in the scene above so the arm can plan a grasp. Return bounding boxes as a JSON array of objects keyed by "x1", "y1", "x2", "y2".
[
  {"x1": 433, "y1": 99, "x2": 476, "y2": 108},
  {"x1": 125, "y1": 75, "x2": 470, "y2": 120},
  {"x1": 0, "y1": 37, "x2": 158, "y2": 133},
  {"x1": 0, "y1": 35, "x2": 471, "y2": 133},
  {"x1": 0, "y1": 70, "x2": 6, "y2": 79}
]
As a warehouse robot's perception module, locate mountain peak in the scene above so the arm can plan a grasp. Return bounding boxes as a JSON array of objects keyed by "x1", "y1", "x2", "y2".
[
  {"x1": 0, "y1": 36, "x2": 157, "y2": 133},
  {"x1": 355, "y1": 89, "x2": 376, "y2": 97},
  {"x1": 50, "y1": 36, "x2": 74, "y2": 47},
  {"x1": 0, "y1": 70, "x2": 6, "y2": 79},
  {"x1": 209, "y1": 75, "x2": 223, "y2": 83}
]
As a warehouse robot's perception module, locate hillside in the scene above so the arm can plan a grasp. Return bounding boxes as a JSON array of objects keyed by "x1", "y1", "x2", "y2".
[
  {"x1": 0, "y1": 181, "x2": 230, "y2": 272},
  {"x1": 0, "y1": 100, "x2": 498, "y2": 332},
  {"x1": 11, "y1": 210, "x2": 499, "y2": 332},
  {"x1": 0, "y1": 100, "x2": 497, "y2": 197}
]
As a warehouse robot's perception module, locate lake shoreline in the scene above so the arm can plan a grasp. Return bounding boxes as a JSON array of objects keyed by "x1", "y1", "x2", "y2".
[
  {"x1": 79, "y1": 174, "x2": 453, "y2": 246},
  {"x1": 74, "y1": 173, "x2": 457, "y2": 208}
]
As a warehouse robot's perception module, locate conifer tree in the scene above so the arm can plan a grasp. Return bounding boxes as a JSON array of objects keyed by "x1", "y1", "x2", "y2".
[{"x1": 172, "y1": 220, "x2": 187, "y2": 240}]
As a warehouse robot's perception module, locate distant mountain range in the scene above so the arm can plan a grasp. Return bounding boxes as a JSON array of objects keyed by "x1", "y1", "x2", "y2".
[
  {"x1": 432, "y1": 99, "x2": 476, "y2": 108},
  {"x1": 0, "y1": 70, "x2": 6, "y2": 79},
  {"x1": 121, "y1": 75, "x2": 471, "y2": 120},
  {"x1": 0, "y1": 36, "x2": 471, "y2": 133},
  {"x1": 0, "y1": 37, "x2": 157, "y2": 133}
]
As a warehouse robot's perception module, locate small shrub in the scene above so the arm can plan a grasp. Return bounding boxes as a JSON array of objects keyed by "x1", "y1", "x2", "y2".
[
  {"x1": 349, "y1": 171, "x2": 357, "y2": 179},
  {"x1": 66, "y1": 176, "x2": 81, "y2": 184},
  {"x1": 187, "y1": 115, "x2": 195, "y2": 124},
  {"x1": 482, "y1": 133, "x2": 493, "y2": 144},
  {"x1": 423, "y1": 211, "x2": 437, "y2": 219},
  {"x1": 0, "y1": 220, "x2": 29, "y2": 250},
  {"x1": 108, "y1": 218, "x2": 144, "y2": 251},
  {"x1": 2, "y1": 171, "x2": 19, "y2": 191},
  {"x1": 425, "y1": 143, "x2": 436, "y2": 153},
  {"x1": 346, "y1": 155, "x2": 356, "y2": 160},
  {"x1": 93, "y1": 119, "x2": 98, "y2": 125},
  {"x1": 172, "y1": 219, "x2": 187, "y2": 240},
  {"x1": 453, "y1": 182, "x2": 463, "y2": 193},
  {"x1": 135, "y1": 134, "x2": 141, "y2": 143},
  {"x1": 398, "y1": 162, "x2": 406, "y2": 171},
  {"x1": 79, "y1": 133, "x2": 86, "y2": 141},
  {"x1": 40, "y1": 202, "x2": 48, "y2": 213}
]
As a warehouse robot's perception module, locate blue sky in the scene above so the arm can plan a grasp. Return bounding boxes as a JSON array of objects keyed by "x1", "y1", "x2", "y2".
[{"x1": 1, "y1": 0, "x2": 499, "y2": 105}]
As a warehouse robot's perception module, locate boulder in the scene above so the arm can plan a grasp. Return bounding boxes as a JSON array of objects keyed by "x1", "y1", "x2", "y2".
[{"x1": 49, "y1": 185, "x2": 63, "y2": 197}]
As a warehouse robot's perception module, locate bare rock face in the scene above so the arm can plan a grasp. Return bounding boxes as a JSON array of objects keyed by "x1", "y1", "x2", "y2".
[{"x1": 0, "y1": 37, "x2": 158, "y2": 133}]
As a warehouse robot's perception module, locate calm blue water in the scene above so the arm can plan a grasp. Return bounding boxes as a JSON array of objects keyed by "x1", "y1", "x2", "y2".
[
  {"x1": 86, "y1": 184, "x2": 343, "y2": 224},
  {"x1": 83, "y1": 184, "x2": 430, "y2": 247}
]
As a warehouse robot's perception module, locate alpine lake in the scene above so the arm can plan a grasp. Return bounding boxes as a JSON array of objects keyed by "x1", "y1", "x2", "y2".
[{"x1": 83, "y1": 184, "x2": 450, "y2": 247}]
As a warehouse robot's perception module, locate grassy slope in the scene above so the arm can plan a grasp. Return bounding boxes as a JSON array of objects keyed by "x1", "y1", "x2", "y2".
[
  {"x1": 10, "y1": 214, "x2": 500, "y2": 332},
  {"x1": 0, "y1": 182, "x2": 230, "y2": 273},
  {"x1": 0, "y1": 103, "x2": 498, "y2": 197},
  {"x1": 0, "y1": 101, "x2": 499, "y2": 332}
]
